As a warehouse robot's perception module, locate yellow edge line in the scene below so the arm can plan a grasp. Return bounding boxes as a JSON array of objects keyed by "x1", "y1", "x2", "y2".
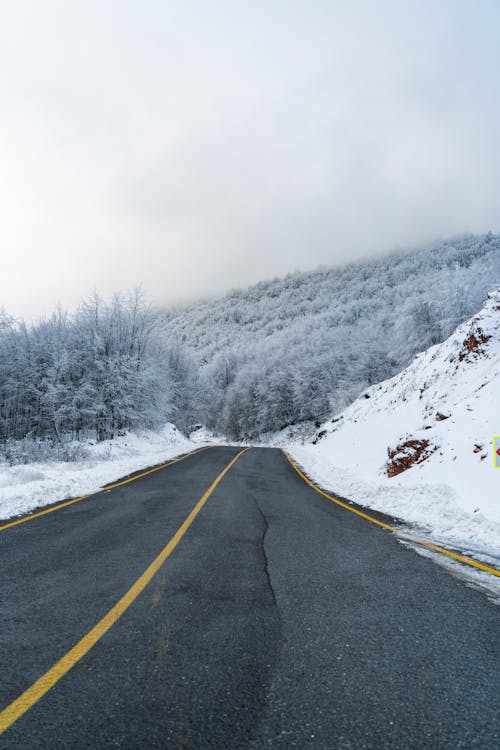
[
  {"x1": 284, "y1": 451, "x2": 500, "y2": 579},
  {"x1": 285, "y1": 452, "x2": 394, "y2": 531},
  {"x1": 0, "y1": 446, "x2": 211, "y2": 533},
  {"x1": 0, "y1": 447, "x2": 249, "y2": 735}
]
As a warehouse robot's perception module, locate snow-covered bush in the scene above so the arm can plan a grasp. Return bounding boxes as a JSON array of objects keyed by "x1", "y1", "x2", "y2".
[{"x1": 0, "y1": 438, "x2": 90, "y2": 466}]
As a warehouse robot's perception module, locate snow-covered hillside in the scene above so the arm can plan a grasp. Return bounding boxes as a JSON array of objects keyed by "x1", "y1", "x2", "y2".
[
  {"x1": 287, "y1": 290, "x2": 500, "y2": 561},
  {"x1": 166, "y1": 233, "x2": 500, "y2": 438}
]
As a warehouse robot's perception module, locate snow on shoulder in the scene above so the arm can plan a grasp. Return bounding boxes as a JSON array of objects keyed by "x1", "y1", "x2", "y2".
[
  {"x1": 287, "y1": 289, "x2": 500, "y2": 562},
  {"x1": 0, "y1": 424, "x2": 195, "y2": 522}
]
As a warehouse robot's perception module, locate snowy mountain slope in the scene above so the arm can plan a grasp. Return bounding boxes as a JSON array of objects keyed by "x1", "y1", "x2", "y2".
[
  {"x1": 164, "y1": 233, "x2": 500, "y2": 437},
  {"x1": 287, "y1": 290, "x2": 500, "y2": 560}
]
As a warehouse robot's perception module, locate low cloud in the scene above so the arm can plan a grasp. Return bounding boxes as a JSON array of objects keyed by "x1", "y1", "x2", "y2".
[{"x1": 1, "y1": 0, "x2": 499, "y2": 317}]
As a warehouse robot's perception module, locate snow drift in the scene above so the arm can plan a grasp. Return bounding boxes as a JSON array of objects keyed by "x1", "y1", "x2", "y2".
[
  {"x1": 0, "y1": 424, "x2": 194, "y2": 522},
  {"x1": 287, "y1": 290, "x2": 500, "y2": 562}
]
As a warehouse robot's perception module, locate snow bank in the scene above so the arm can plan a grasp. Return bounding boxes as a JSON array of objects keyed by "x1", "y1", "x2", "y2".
[
  {"x1": 0, "y1": 424, "x2": 195, "y2": 521},
  {"x1": 287, "y1": 290, "x2": 500, "y2": 563}
]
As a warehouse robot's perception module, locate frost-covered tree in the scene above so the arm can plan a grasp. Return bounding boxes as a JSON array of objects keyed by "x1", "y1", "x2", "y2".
[{"x1": 0, "y1": 290, "x2": 192, "y2": 448}]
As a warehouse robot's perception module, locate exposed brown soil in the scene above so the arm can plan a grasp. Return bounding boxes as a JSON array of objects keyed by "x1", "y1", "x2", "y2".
[
  {"x1": 386, "y1": 438, "x2": 436, "y2": 477},
  {"x1": 458, "y1": 327, "x2": 491, "y2": 362}
]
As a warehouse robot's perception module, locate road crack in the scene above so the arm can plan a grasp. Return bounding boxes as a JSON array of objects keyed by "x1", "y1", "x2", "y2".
[{"x1": 254, "y1": 500, "x2": 278, "y2": 608}]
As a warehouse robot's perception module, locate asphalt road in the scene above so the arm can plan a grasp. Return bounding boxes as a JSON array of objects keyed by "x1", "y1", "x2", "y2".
[{"x1": 0, "y1": 446, "x2": 498, "y2": 749}]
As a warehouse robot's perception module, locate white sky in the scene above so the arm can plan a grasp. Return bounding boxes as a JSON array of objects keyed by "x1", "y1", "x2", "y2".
[{"x1": 1, "y1": 0, "x2": 500, "y2": 318}]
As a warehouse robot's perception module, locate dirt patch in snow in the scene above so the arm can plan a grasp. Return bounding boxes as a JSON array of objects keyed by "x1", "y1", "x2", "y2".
[
  {"x1": 458, "y1": 327, "x2": 491, "y2": 362},
  {"x1": 386, "y1": 439, "x2": 437, "y2": 478}
]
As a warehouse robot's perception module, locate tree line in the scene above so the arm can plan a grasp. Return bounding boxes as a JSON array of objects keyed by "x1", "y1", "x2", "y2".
[{"x1": 0, "y1": 290, "x2": 193, "y2": 453}]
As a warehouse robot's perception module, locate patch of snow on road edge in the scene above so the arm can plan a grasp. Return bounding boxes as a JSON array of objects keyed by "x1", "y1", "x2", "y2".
[{"x1": 0, "y1": 424, "x2": 196, "y2": 521}]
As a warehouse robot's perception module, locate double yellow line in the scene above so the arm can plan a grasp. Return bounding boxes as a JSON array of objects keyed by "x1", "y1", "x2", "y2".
[
  {"x1": 0, "y1": 447, "x2": 248, "y2": 735},
  {"x1": 285, "y1": 452, "x2": 500, "y2": 579}
]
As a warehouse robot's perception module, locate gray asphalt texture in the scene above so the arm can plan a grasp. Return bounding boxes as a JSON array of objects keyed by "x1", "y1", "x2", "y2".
[{"x1": 0, "y1": 446, "x2": 499, "y2": 749}]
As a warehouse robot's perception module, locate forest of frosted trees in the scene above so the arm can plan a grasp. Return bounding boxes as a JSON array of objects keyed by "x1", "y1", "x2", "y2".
[
  {"x1": 0, "y1": 291, "x2": 194, "y2": 461},
  {"x1": 167, "y1": 233, "x2": 500, "y2": 438},
  {"x1": 1, "y1": 233, "x2": 499, "y2": 459}
]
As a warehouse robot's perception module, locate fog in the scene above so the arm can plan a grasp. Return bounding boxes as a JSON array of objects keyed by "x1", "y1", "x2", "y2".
[{"x1": 1, "y1": 0, "x2": 499, "y2": 318}]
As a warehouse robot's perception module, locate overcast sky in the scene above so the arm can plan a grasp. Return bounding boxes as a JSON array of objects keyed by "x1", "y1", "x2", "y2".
[{"x1": 1, "y1": 0, "x2": 499, "y2": 319}]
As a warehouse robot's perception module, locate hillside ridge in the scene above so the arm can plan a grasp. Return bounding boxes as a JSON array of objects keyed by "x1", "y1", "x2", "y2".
[
  {"x1": 165, "y1": 233, "x2": 500, "y2": 438},
  {"x1": 288, "y1": 289, "x2": 500, "y2": 560}
]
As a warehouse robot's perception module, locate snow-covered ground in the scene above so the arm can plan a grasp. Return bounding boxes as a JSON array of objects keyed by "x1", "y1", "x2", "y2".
[
  {"x1": 0, "y1": 424, "x2": 195, "y2": 522},
  {"x1": 286, "y1": 290, "x2": 500, "y2": 565}
]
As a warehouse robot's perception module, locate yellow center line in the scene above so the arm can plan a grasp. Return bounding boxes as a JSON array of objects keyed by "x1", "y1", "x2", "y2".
[
  {"x1": 284, "y1": 451, "x2": 500, "y2": 578},
  {"x1": 0, "y1": 446, "x2": 211, "y2": 534},
  {"x1": 0, "y1": 447, "x2": 249, "y2": 736}
]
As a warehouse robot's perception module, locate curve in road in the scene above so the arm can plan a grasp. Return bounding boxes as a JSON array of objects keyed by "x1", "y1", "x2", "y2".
[{"x1": 0, "y1": 446, "x2": 498, "y2": 749}]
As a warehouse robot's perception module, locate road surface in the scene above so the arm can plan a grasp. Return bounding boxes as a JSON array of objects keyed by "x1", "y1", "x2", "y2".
[{"x1": 0, "y1": 446, "x2": 498, "y2": 748}]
